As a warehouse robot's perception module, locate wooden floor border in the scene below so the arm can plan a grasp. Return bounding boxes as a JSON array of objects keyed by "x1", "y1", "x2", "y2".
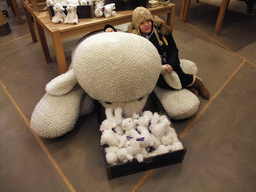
[
  {"x1": 0, "y1": 34, "x2": 30, "y2": 47},
  {"x1": 0, "y1": 79, "x2": 76, "y2": 192}
]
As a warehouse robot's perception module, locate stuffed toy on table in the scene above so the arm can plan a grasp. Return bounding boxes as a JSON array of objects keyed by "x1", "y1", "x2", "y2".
[{"x1": 30, "y1": 32, "x2": 199, "y2": 138}]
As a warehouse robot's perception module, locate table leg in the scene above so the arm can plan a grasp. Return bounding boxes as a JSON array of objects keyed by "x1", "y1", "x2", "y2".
[
  {"x1": 167, "y1": 4, "x2": 175, "y2": 32},
  {"x1": 22, "y1": 3, "x2": 37, "y2": 42},
  {"x1": 34, "y1": 19, "x2": 52, "y2": 63},
  {"x1": 214, "y1": 0, "x2": 230, "y2": 35},
  {"x1": 10, "y1": 0, "x2": 23, "y2": 24},
  {"x1": 180, "y1": 0, "x2": 191, "y2": 22},
  {"x1": 51, "y1": 31, "x2": 68, "y2": 74}
]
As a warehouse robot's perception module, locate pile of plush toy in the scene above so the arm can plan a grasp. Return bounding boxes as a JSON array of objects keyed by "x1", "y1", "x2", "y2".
[
  {"x1": 46, "y1": 0, "x2": 116, "y2": 24},
  {"x1": 100, "y1": 108, "x2": 184, "y2": 165}
]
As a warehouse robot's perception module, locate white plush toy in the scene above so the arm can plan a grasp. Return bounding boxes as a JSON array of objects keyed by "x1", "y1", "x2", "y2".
[
  {"x1": 100, "y1": 108, "x2": 123, "y2": 132},
  {"x1": 169, "y1": 139, "x2": 184, "y2": 151},
  {"x1": 101, "y1": 129, "x2": 121, "y2": 147},
  {"x1": 94, "y1": 7, "x2": 103, "y2": 17},
  {"x1": 100, "y1": 108, "x2": 123, "y2": 146},
  {"x1": 160, "y1": 126, "x2": 177, "y2": 146},
  {"x1": 94, "y1": 3, "x2": 116, "y2": 18},
  {"x1": 103, "y1": 3, "x2": 116, "y2": 18},
  {"x1": 79, "y1": 0, "x2": 87, "y2": 5},
  {"x1": 117, "y1": 147, "x2": 133, "y2": 163},
  {"x1": 64, "y1": 3, "x2": 78, "y2": 24},
  {"x1": 148, "y1": 144, "x2": 172, "y2": 157},
  {"x1": 121, "y1": 118, "x2": 138, "y2": 136},
  {"x1": 46, "y1": 0, "x2": 55, "y2": 7},
  {"x1": 125, "y1": 138, "x2": 144, "y2": 163},
  {"x1": 51, "y1": 3, "x2": 66, "y2": 23},
  {"x1": 118, "y1": 117, "x2": 139, "y2": 148},
  {"x1": 105, "y1": 146, "x2": 119, "y2": 165},
  {"x1": 95, "y1": 0, "x2": 104, "y2": 8},
  {"x1": 30, "y1": 32, "x2": 199, "y2": 139},
  {"x1": 102, "y1": 112, "x2": 185, "y2": 164},
  {"x1": 136, "y1": 115, "x2": 161, "y2": 148},
  {"x1": 149, "y1": 113, "x2": 171, "y2": 139}
]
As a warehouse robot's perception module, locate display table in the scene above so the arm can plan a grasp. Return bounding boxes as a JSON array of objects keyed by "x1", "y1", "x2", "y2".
[
  {"x1": 180, "y1": 0, "x2": 230, "y2": 35},
  {"x1": 22, "y1": 2, "x2": 175, "y2": 74}
]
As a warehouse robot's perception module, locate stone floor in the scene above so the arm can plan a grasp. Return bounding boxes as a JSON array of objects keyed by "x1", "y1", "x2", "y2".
[{"x1": 0, "y1": 0, "x2": 255, "y2": 191}]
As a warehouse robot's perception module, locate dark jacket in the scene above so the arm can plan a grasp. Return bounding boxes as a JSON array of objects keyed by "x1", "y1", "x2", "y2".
[{"x1": 128, "y1": 15, "x2": 194, "y2": 89}]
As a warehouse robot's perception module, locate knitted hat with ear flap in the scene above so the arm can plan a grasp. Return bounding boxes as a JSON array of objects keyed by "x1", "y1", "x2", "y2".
[{"x1": 129, "y1": 6, "x2": 163, "y2": 46}]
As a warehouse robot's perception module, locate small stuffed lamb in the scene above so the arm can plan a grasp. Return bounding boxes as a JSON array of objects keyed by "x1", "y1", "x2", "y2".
[
  {"x1": 94, "y1": 6, "x2": 103, "y2": 17},
  {"x1": 118, "y1": 117, "x2": 140, "y2": 148},
  {"x1": 100, "y1": 108, "x2": 123, "y2": 135},
  {"x1": 46, "y1": 0, "x2": 54, "y2": 7},
  {"x1": 51, "y1": 3, "x2": 66, "y2": 23},
  {"x1": 136, "y1": 116, "x2": 161, "y2": 148},
  {"x1": 105, "y1": 146, "x2": 119, "y2": 165},
  {"x1": 149, "y1": 113, "x2": 171, "y2": 139},
  {"x1": 64, "y1": 3, "x2": 78, "y2": 24},
  {"x1": 125, "y1": 139, "x2": 144, "y2": 163},
  {"x1": 101, "y1": 129, "x2": 121, "y2": 147},
  {"x1": 160, "y1": 127, "x2": 177, "y2": 146},
  {"x1": 94, "y1": 3, "x2": 116, "y2": 18},
  {"x1": 103, "y1": 3, "x2": 116, "y2": 18}
]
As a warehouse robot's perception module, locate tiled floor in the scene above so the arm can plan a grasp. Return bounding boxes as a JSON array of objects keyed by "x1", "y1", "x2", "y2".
[{"x1": 1, "y1": 0, "x2": 256, "y2": 191}]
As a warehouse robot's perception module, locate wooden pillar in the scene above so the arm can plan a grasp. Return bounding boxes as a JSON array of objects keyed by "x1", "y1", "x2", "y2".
[{"x1": 0, "y1": 9, "x2": 11, "y2": 36}]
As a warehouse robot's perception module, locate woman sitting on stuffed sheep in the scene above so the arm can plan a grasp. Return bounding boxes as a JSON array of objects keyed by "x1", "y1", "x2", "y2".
[{"x1": 128, "y1": 7, "x2": 210, "y2": 99}]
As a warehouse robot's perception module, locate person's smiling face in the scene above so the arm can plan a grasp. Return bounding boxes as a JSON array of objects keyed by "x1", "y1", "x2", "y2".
[{"x1": 139, "y1": 20, "x2": 152, "y2": 34}]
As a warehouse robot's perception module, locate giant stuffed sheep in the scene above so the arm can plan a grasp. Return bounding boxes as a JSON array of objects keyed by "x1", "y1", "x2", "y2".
[{"x1": 30, "y1": 32, "x2": 199, "y2": 138}]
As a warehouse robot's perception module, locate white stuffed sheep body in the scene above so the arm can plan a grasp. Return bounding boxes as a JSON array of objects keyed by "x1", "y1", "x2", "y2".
[{"x1": 30, "y1": 32, "x2": 200, "y2": 138}]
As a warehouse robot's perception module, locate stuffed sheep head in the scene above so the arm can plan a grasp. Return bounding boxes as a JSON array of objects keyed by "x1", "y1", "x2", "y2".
[{"x1": 46, "y1": 32, "x2": 162, "y2": 117}]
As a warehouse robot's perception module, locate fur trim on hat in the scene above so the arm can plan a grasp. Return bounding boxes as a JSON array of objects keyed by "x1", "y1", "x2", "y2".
[
  {"x1": 152, "y1": 15, "x2": 171, "y2": 36},
  {"x1": 128, "y1": 15, "x2": 171, "y2": 37}
]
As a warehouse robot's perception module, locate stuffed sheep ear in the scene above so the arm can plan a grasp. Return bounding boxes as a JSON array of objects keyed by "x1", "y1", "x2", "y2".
[
  {"x1": 45, "y1": 69, "x2": 78, "y2": 96},
  {"x1": 161, "y1": 65, "x2": 182, "y2": 90}
]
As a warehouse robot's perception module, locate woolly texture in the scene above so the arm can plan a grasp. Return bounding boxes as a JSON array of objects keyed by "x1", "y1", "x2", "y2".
[
  {"x1": 154, "y1": 59, "x2": 200, "y2": 120},
  {"x1": 154, "y1": 87, "x2": 200, "y2": 120},
  {"x1": 180, "y1": 59, "x2": 198, "y2": 75},
  {"x1": 161, "y1": 66, "x2": 182, "y2": 90},
  {"x1": 30, "y1": 88, "x2": 86, "y2": 138},
  {"x1": 46, "y1": 69, "x2": 77, "y2": 96},
  {"x1": 72, "y1": 32, "x2": 162, "y2": 102}
]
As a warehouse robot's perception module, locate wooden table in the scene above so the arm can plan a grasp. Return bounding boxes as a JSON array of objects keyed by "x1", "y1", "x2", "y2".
[
  {"x1": 180, "y1": 0, "x2": 230, "y2": 35},
  {"x1": 22, "y1": 2, "x2": 175, "y2": 74}
]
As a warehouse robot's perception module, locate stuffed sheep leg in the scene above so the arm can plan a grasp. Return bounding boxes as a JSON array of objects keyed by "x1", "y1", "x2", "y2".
[{"x1": 30, "y1": 70, "x2": 94, "y2": 138}]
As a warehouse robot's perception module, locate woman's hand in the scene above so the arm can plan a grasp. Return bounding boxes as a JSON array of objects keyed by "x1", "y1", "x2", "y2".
[{"x1": 164, "y1": 64, "x2": 173, "y2": 73}]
